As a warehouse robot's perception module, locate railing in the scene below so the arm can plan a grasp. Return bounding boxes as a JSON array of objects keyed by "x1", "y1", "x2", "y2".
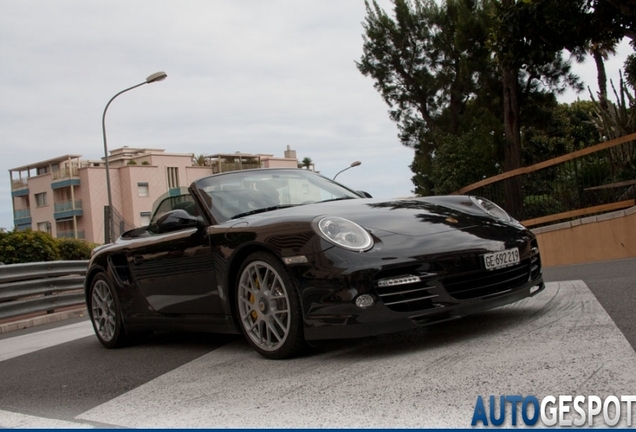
[
  {"x1": 212, "y1": 162, "x2": 261, "y2": 174},
  {"x1": 0, "y1": 261, "x2": 88, "y2": 320},
  {"x1": 57, "y1": 230, "x2": 86, "y2": 240},
  {"x1": 54, "y1": 200, "x2": 83, "y2": 213},
  {"x1": 455, "y1": 133, "x2": 636, "y2": 227},
  {"x1": 51, "y1": 164, "x2": 80, "y2": 180},
  {"x1": 13, "y1": 208, "x2": 31, "y2": 219},
  {"x1": 11, "y1": 179, "x2": 28, "y2": 190}
]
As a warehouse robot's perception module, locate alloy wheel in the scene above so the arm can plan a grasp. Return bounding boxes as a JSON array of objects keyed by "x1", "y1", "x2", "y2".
[
  {"x1": 237, "y1": 260, "x2": 291, "y2": 352},
  {"x1": 91, "y1": 279, "x2": 117, "y2": 342}
]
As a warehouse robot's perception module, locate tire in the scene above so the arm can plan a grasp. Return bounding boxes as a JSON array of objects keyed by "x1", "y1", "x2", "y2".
[
  {"x1": 236, "y1": 251, "x2": 306, "y2": 359},
  {"x1": 88, "y1": 273, "x2": 129, "y2": 348}
]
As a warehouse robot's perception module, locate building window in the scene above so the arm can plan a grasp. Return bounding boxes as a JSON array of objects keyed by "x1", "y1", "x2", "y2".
[
  {"x1": 37, "y1": 221, "x2": 51, "y2": 234},
  {"x1": 140, "y1": 211, "x2": 151, "y2": 227},
  {"x1": 166, "y1": 167, "x2": 179, "y2": 189},
  {"x1": 137, "y1": 182, "x2": 149, "y2": 197},
  {"x1": 35, "y1": 192, "x2": 47, "y2": 207}
]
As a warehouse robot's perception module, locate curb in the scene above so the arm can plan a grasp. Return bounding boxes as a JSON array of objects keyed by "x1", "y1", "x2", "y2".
[{"x1": 0, "y1": 307, "x2": 88, "y2": 334}]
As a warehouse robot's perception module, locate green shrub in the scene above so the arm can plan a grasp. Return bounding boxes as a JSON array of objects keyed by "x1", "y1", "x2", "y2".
[
  {"x1": 57, "y1": 238, "x2": 97, "y2": 260},
  {"x1": 0, "y1": 230, "x2": 60, "y2": 264}
]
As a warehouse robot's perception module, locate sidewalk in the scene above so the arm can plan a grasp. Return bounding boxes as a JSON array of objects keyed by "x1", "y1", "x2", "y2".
[{"x1": 0, "y1": 307, "x2": 87, "y2": 334}]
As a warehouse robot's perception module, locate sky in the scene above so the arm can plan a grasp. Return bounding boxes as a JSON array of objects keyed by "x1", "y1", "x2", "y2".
[{"x1": 0, "y1": 1, "x2": 632, "y2": 232}]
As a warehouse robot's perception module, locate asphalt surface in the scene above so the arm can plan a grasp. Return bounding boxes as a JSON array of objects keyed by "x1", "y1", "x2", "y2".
[{"x1": 0, "y1": 258, "x2": 634, "y2": 428}]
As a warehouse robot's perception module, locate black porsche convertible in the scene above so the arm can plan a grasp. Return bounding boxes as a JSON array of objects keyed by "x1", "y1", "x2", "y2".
[{"x1": 85, "y1": 168, "x2": 544, "y2": 359}]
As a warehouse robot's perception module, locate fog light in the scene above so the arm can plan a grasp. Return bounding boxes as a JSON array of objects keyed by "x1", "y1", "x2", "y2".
[{"x1": 355, "y1": 294, "x2": 375, "y2": 309}]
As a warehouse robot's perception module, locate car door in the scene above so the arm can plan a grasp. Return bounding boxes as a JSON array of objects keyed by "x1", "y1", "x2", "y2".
[{"x1": 129, "y1": 195, "x2": 223, "y2": 315}]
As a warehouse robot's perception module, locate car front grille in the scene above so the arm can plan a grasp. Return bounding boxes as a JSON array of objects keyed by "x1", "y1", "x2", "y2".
[
  {"x1": 441, "y1": 259, "x2": 531, "y2": 300},
  {"x1": 375, "y1": 248, "x2": 542, "y2": 312}
]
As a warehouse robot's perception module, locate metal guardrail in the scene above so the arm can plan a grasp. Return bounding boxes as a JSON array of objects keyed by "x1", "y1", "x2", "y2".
[{"x1": 0, "y1": 261, "x2": 88, "y2": 320}]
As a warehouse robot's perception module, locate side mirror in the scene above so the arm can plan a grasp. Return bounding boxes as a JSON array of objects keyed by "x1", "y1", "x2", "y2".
[
  {"x1": 357, "y1": 191, "x2": 373, "y2": 198},
  {"x1": 153, "y1": 209, "x2": 202, "y2": 233}
]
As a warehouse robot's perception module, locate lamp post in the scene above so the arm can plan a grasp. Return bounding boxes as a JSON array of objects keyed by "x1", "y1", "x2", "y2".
[
  {"x1": 102, "y1": 71, "x2": 167, "y2": 243},
  {"x1": 333, "y1": 160, "x2": 361, "y2": 181}
]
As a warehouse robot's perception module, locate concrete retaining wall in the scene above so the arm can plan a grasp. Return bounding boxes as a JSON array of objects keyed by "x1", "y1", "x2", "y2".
[{"x1": 532, "y1": 206, "x2": 636, "y2": 267}]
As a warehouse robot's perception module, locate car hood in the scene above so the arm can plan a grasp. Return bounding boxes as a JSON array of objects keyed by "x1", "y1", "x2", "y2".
[{"x1": 236, "y1": 196, "x2": 521, "y2": 237}]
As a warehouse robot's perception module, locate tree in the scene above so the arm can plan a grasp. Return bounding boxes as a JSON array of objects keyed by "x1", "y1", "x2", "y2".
[
  {"x1": 192, "y1": 154, "x2": 208, "y2": 166},
  {"x1": 358, "y1": 0, "x2": 497, "y2": 195},
  {"x1": 522, "y1": 101, "x2": 600, "y2": 165},
  {"x1": 359, "y1": 0, "x2": 632, "y2": 215},
  {"x1": 488, "y1": 0, "x2": 593, "y2": 216},
  {"x1": 301, "y1": 157, "x2": 313, "y2": 169}
]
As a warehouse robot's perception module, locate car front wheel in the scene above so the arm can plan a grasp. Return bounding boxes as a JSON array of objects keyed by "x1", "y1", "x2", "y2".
[
  {"x1": 236, "y1": 252, "x2": 306, "y2": 359},
  {"x1": 89, "y1": 273, "x2": 128, "y2": 348}
]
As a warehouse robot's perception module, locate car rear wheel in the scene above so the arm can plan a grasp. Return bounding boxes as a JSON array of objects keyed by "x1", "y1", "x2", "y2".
[
  {"x1": 236, "y1": 251, "x2": 306, "y2": 359},
  {"x1": 89, "y1": 273, "x2": 128, "y2": 348}
]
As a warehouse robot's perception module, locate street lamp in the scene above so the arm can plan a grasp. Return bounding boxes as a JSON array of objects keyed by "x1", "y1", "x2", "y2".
[
  {"x1": 102, "y1": 71, "x2": 167, "y2": 243},
  {"x1": 333, "y1": 161, "x2": 362, "y2": 181}
]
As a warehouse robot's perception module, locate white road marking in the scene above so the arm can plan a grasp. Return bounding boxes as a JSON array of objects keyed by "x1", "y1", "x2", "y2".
[
  {"x1": 2, "y1": 282, "x2": 636, "y2": 428},
  {"x1": 0, "y1": 321, "x2": 94, "y2": 362},
  {"x1": 0, "y1": 409, "x2": 93, "y2": 428}
]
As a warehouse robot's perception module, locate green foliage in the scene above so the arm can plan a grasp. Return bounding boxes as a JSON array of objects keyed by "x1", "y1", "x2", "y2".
[
  {"x1": 358, "y1": 0, "x2": 609, "y2": 197},
  {"x1": 141, "y1": 161, "x2": 150, "y2": 165},
  {"x1": 301, "y1": 157, "x2": 313, "y2": 169},
  {"x1": 523, "y1": 194, "x2": 564, "y2": 221},
  {"x1": 522, "y1": 101, "x2": 600, "y2": 166},
  {"x1": 57, "y1": 238, "x2": 98, "y2": 261},
  {"x1": 191, "y1": 154, "x2": 207, "y2": 166},
  {"x1": 0, "y1": 230, "x2": 60, "y2": 264},
  {"x1": 430, "y1": 128, "x2": 500, "y2": 195},
  {"x1": 358, "y1": 0, "x2": 502, "y2": 195},
  {"x1": 0, "y1": 231, "x2": 100, "y2": 264},
  {"x1": 626, "y1": 53, "x2": 636, "y2": 90},
  {"x1": 589, "y1": 73, "x2": 636, "y2": 138}
]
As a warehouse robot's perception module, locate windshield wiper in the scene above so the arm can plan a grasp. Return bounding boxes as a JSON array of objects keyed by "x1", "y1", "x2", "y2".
[
  {"x1": 232, "y1": 204, "x2": 297, "y2": 219},
  {"x1": 318, "y1": 196, "x2": 357, "y2": 204}
]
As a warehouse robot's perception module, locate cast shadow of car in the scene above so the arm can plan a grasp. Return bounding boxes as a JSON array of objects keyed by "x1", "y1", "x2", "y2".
[
  {"x1": 307, "y1": 299, "x2": 551, "y2": 360},
  {"x1": 126, "y1": 296, "x2": 550, "y2": 360}
]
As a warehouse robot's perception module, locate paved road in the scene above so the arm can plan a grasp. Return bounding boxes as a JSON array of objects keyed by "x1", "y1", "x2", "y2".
[{"x1": 0, "y1": 259, "x2": 635, "y2": 428}]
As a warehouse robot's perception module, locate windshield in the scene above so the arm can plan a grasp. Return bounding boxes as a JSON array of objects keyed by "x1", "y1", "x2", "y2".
[{"x1": 193, "y1": 169, "x2": 362, "y2": 222}]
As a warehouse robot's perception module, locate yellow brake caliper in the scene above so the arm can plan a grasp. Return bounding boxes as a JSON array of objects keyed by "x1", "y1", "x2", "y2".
[{"x1": 250, "y1": 275, "x2": 259, "y2": 322}]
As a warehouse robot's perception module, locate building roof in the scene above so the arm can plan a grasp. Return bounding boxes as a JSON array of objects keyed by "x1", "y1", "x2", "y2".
[{"x1": 9, "y1": 155, "x2": 83, "y2": 172}]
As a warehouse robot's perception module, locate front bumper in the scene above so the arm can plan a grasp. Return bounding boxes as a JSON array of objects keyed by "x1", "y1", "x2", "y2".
[
  {"x1": 303, "y1": 278, "x2": 545, "y2": 340},
  {"x1": 297, "y1": 234, "x2": 544, "y2": 341}
]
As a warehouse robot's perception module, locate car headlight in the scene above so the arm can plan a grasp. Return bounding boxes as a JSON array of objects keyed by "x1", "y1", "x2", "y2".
[
  {"x1": 313, "y1": 216, "x2": 373, "y2": 252},
  {"x1": 470, "y1": 196, "x2": 512, "y2": 222}
]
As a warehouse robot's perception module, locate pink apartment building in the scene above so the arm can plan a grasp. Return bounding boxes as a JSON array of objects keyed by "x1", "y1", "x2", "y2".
[{"x1": 9, "y1": 146, "x2": 299, "y2": 244}]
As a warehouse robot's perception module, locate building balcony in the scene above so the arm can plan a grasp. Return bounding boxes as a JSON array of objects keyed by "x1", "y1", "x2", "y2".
[
  {"x1": 54, "y1": 200, "x2": 83, "y2": 220},
  {"x1": 57, "y1": 230, "x2": 85, "y2": 240},
  {"x1": 52, "y1": 165, "x2": 80, "y2": 180},
  {"x1": 14, "y1": 208, "x2": 31, "y2": 219},
  {"x1": 51, "y1": 165, "x2": 81, "y2": 189},
  {"x1": 11, "y1": 179, "x2": 29, "y2": 196},
  {"x1": 13, "y1": 208, "x2": 32, "y2": 229},
  {"x1": 211, "y1": 162, "x2": 261, "y2": 174}
]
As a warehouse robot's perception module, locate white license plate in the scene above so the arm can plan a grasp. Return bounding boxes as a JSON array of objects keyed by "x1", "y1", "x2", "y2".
[{"x1": 483, "y1": 248, "x2": 520, "y2": 270}]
